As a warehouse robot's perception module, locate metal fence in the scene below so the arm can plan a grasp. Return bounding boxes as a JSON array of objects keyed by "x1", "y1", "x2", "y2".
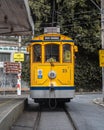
[{"x1": 0, "y1": 68, "x2": 29, "y2": 88}]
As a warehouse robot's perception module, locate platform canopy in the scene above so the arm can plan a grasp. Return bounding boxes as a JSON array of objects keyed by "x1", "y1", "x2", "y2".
[{"x1": 0, "y1": 0, "x2": 34, "y2": 36}]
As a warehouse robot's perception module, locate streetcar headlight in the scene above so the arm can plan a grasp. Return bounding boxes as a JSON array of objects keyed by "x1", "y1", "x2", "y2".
[{"x1": 48, "y1": 71, "x2": 56, "y2": 79}]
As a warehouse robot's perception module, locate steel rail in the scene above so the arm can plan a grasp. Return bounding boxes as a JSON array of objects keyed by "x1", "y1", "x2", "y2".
[
  {"x1": 63, "y1": 105, "x2": 78, "y2": 130},
  {"x1": 33, "y1": 106, "x2": 41, "y2": 130}
]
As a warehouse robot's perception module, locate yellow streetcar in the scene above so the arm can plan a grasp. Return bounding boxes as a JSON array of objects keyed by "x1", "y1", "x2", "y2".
[{"x1": 27, "y1": 27, "x2": 78, "y2": 106}]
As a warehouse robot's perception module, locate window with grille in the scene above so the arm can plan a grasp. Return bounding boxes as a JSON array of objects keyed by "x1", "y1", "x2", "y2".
[{"x1": 0, "y1": 53, "x2": 10, "y2": 62}]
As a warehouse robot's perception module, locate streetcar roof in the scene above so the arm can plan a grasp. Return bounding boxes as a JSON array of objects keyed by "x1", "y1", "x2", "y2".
[{"x1": 30, "y1": 34, "x2": 75, "y2": 45}]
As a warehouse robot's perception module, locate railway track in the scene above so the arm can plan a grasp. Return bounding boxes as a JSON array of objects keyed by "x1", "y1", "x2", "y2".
[
  {"x1": 63, "y1": 105, "x2": 77, "y2": 130},
  {"x1": 33, "y1": 106, "x2": 41, "y2": 130},
  {"x1": 11, "y1": 103, "x2": 77, "y2": 130}
]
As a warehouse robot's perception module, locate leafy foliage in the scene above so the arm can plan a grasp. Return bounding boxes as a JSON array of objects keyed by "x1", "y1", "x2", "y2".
[
  {"x1": 22, "y1": 61, "x2": 30, "y2": 85},
  {"x1": 29, "y1": 0, "x2": 51, "y2": 35},
  {"x1": 56, "y1": 0, "x2": 102, "y2": 91}
]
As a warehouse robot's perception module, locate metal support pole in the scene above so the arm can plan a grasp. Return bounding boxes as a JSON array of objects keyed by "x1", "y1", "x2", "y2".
[
  {"x1": 3, "y1": 73, "x2": 6, "y2": 95},
  {"x1": 17, "y1": 66, "x2": 21, "y2": 95},
  {"x1": 17, "y1": 36, "x2": 22, "y2": 95},
  {"x1": 52, "y1": 0, "x2": 55, "y2": 27},
  {"x1": 101, "y1": 0, "x2": 104, "y2": 101}
]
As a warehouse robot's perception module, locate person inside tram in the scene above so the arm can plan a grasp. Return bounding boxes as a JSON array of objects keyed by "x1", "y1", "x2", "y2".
[{"x1": 46, "y1": 56, "x2": 56, "y2": 62}]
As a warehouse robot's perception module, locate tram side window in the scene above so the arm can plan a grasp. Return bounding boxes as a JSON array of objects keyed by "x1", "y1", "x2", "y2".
[
  {"x1": 63, "y1": 44, "x2": 71, "y2": 62},
  {"x1": 33, "y1": 44, "x2": 41, "y2": 62},
  {"x1": 45, "y1": 44, "x2": 59, "y2": 62}
]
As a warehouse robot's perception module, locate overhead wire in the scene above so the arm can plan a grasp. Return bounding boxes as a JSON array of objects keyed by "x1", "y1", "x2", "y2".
[
  {"x1": 31, "y1": 0, "x2": 101, "y2": 40},
  {"x1": 33, "y1": 2, "x2": 100, "y2": 25},
  {"x1": 30, "y1": 0, "x2": 50, "y2": 9},
  {"x1": 89, "y1": 0, "x2": 101, "y2": 11}
]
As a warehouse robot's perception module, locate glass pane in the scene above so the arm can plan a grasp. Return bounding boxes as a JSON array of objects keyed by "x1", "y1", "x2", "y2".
[
  {"x1": 0, "y1": 53, "x2": 10, "y2": 61},
  {"x1": 63, "y1": 44, "x2": 71, "y2": 62},
  {"x1": 33, "y1": 44, "x2": 41, "y2": 62},
  {"x1": 24, "y1": 54, "x2": 29, "y2": 61},
  {"x1": 45, "y1": 44, "x2": 59, "y2": 62}
]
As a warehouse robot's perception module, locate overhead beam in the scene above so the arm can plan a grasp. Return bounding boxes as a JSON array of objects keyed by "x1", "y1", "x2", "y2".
[{"x1": 0, "y1": 0, "x2": 34, "y2": 36}]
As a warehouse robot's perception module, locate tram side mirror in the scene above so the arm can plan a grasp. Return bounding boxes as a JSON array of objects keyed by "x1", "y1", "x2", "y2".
[{"x1": 74, "y1": 45, "x2": 78, "y2": 52}]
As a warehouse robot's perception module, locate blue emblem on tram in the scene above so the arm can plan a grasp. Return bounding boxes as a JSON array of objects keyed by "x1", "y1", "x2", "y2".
[{"x1": 38, "y1": 69, "x2": 43, "y2": 79}]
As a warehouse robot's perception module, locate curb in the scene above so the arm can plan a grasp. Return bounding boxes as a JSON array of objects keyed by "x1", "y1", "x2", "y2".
[
  {"x1": 0, "y1": 100, "x2": 25, "y2": 130},
  {"x1": 93, "y1": 98, "x2": 104, "y2": 107}
]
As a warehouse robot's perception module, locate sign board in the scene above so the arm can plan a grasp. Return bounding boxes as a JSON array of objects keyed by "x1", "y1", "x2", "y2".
[
  {"x1": 0, "y1": 46, "x2": 27, "y2": 53},
  {"x1": 99, "y1": 50, "x2": 104, "y2": 67},
  {"x1": 13, "y1": 52, "x2": 24, "y2": 62},
  {"x1": 4, "y1": 62, "x2": 21, "y2": 74}
]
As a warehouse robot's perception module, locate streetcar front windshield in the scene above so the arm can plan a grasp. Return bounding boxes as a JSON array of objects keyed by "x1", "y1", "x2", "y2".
[{"x1": 45, "y1": 44, "x2": 59, "y2": 62}]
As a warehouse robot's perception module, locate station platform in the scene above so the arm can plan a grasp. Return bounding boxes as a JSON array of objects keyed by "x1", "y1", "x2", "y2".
[{"x1": 0, "y1": 95, "x2": 28, "y2": 130}]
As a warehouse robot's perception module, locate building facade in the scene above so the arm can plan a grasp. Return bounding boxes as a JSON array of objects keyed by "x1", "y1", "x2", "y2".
[{"x1": 0, "y1": 40, "x2": 28, "y2": 88}]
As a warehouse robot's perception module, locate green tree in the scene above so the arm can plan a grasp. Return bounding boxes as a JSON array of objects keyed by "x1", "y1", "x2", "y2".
[
  {"x1": 29, "y1": 0, "x2": 51, "y2": 35},
  {"x1": 56, "y1": 0, "x2": 101, "y2": 91},
  {"x1": 22, "y1": 61, "x2": 30, "y2": 85}
]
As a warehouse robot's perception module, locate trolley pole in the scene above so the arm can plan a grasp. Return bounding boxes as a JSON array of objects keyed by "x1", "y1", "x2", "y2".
[{"x1": 101, "y1": 0, "x2": 104, "y2": 101}]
